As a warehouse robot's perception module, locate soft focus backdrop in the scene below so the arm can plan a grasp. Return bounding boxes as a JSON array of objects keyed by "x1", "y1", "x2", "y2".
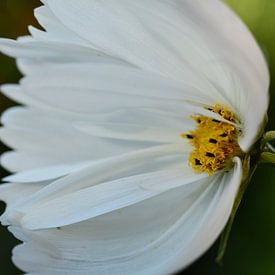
[{"x1": 0, "y1": 1, "x2": 274, "y2": 274}]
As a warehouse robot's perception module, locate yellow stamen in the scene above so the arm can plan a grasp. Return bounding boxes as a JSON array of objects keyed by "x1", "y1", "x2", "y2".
[{"x1": 182, "y1": 104, "x2": 242, "y2": 174}]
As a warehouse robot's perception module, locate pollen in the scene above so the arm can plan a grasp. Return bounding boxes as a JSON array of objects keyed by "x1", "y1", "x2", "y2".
[{"x1": 182, "y1": 104, "x2": 242, "y2": 174}]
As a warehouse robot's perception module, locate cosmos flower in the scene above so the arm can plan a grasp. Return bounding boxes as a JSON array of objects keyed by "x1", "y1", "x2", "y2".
[{"x1": 0, "y1": 0, "x2": 270, "y2": 274}]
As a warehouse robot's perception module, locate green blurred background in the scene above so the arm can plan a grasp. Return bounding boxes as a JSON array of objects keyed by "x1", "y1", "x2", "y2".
[{"x1": 0, "y1": 0, "x2": 274, "y2": 274}]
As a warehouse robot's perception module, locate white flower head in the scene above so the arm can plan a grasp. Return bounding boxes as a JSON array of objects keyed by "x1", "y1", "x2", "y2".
[{"x1": 0, "y1": 0, "x2": 270, "y2": 274}]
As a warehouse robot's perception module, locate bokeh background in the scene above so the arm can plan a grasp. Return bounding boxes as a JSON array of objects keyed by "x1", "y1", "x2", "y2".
[{"x1": 0, "y1": 0, "x2": 274, "y2": 274}]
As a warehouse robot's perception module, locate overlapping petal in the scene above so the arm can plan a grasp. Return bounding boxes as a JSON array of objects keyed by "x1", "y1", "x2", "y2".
[
  {"x1": 8, "y1": 159, "x2": 241, "y2": 275},
  {"x1": 42, "y1": 0, "x2": 269, "y2": 150},
  {"x1": 0, "y1": 0, "x2": 269, "y2": 150},
  {"x1": 0, "y1": 0, "x2": 270, "y2": 274}
]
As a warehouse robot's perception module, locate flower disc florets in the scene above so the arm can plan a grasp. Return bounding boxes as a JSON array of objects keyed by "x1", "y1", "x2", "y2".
[{"x1": 183, "y1": 105, "x2": 242, "y2": 174}]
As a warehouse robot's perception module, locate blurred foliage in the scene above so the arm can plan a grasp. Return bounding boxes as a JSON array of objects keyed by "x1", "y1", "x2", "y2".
[{"x1": 0, "y1": 0, "x2": 274, "y2": 274}]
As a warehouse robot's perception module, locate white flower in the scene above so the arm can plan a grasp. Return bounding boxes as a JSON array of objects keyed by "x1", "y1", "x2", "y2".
[{"x1": 0, "y1": 0, "x2": 269, "y2": 274}]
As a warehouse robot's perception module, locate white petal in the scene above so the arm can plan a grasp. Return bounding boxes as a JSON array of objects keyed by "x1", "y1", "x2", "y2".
[
  {"x1": 32, "y1": 6, "x2": 90, "y2": 46},
  {"x1": 0, "y1": 182, "x2": 47, "y2": 226},
  {"x1": 44, "y1": 0, "x2": 268, "y2": 85},
  {"x1": 4, "y1": 144, "x2": 186, "y2": 226},
  {"x1": 0, "y1": 86, "x2": 191, "y2": 130},
  {"x1": 0, "y1": 38, "x2": 102, "y2": 63},
  {"x1": 44, "y1": 0, "x2": 269, "y2": 150},
  {"x1": 0, "y1": 125, "x2": 146, "y2": 166},
  {"x1": 0, "y1": 38, "x2": 127, "y2": 75},
  {"x1": 10, "y1": 159, "x2": 241, "y2": 274},
  {"x1": 163, "y1": 157, "x2": 243, "y2": 274},
  {"x1": 0, "y1": 87, "x2": 229, "y2": 150},
  {"x1": 3, "y1": 162, "x2": 93, "y2": 183},
  {"x1": 22, "y1": 63, "x2": 208, "y2": 101},
  {"x1": 19, "y1": 63, "x2": 216, "y2": 116},
  {"x1": 1, "y1": 85, "x2": 44, "y2": 108},
  {"x1": 17, "y1": 62, "x2": 237, "y2": 126},
  {"x1": 1, "y1": 107, "x2": 157, "y2": 172},
  {"x1": 0, "y1": 182, "x2": 45, "y2": 206},
  {"x1": 10, "y1": 175, "x2": 211, "y2": 274},
  {"x1": 1, "y1": 151, "x2": 62, "y2": 173},
  {"x1": 0, "y1": 127, "x2": 143, "y2": 167},
  {"x1": 43, "y1": 0, "x2": 222, "y2": 81},
  {"x1": 21, "y1": 167, "x2": 208, "y2": 229},
  {"x1": 74, "y1": 121, "x2": 182, "y2": 143}
]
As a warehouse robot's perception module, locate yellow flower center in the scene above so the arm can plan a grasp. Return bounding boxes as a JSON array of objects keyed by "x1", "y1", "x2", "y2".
[{"x1": 182, "y1": 104, "x2": 242, "y2": 174}]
